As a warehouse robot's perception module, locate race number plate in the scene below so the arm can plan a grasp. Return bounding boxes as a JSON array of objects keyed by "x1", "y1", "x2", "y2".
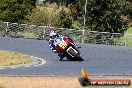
[{"x1": 59, "y1": 40, "x2": 67, "y2": 49}]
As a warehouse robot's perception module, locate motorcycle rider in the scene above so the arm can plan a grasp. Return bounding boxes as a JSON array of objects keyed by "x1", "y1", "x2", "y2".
[{"x1": 49, "y1": 31, "x2": 78, "y2": 61}]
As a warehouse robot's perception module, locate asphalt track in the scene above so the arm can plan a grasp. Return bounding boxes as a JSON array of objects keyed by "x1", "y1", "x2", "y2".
[{"x1": 0, "y1": 37, "x2": 132, "y2": 76}]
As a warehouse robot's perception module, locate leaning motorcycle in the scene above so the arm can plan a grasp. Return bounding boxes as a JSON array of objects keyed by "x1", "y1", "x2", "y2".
[{"x1": 54, "y1": 36, "x2": 83, "y2": 61}]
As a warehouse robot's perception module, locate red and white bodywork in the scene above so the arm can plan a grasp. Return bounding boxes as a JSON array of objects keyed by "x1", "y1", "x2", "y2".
[{"x1": 54, "y1": 36, "x2": 83, "y2": 60}]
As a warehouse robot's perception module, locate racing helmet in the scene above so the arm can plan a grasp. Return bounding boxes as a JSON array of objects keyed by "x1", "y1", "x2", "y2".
[{"x1": 49, "y1": 31, "x2": 57, "y2": 39}]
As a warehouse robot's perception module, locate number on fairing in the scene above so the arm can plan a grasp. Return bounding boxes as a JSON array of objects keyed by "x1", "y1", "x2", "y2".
[{"x1": 59, "y1": 40, "x2": 67, "y2": 49}]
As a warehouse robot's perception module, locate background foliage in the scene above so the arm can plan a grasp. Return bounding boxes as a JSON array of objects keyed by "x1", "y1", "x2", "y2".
[
  {"x1": 45, "y1": 0, "x2": 132, "y2": 33},
  {"x1": 24, "y1": 6, "x2": 72, "y2": 28},
  {"x1": 0, "y1": 0, "x2": 36, "y2": 23},
  {"x1": 0, "y1": 0, "x2": 132, "y2": 33}
]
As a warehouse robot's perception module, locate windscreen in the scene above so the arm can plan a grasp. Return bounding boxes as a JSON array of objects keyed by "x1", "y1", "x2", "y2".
[{"x1": 54, "y1": 37, "x2": 62, "y2": 45}]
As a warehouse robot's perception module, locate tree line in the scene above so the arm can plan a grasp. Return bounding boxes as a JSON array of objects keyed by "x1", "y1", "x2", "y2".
[{"x1": 0, "y1": 0, "x2": 132, "y2": 33}]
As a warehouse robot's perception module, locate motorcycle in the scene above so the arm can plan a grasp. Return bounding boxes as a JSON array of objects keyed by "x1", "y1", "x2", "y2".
[{"x1": 54, "y1": 36, "x2": 83, "y2": 61}]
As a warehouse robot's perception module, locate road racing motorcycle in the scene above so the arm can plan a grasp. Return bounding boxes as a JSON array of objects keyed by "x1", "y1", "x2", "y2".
[{"x1": 54, "y1": 36, "x2": 83, "y2": 61}]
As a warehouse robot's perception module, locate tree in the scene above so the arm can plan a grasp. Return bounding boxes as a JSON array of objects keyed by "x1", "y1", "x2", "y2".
[
  {"x1": 45, "y1": 0, "x2": 131, "y2": 33},
  {"x1": 71, "y1": 0, "x2": 131, "y2": 33},
  {"x1": 55, "y1": 10, "x2": 72, "y2": 28},
  {"x1": 0, "y1": 0, "x2": 36, "y2": 23},
  {"x1": 24, "y1": 8, "x2": 59, "y2": 26}
]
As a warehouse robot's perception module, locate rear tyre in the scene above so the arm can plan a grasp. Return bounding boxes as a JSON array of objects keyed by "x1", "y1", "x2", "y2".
[
  {"x1": 78, "y1": 57, "x2": 84, "y2": 61},
  {"x1": 66, "y1": 48, "x2": 83, "y2": 61},
  {"x1": 67, "y1": 47, "x2": 80, "y2": 58}
]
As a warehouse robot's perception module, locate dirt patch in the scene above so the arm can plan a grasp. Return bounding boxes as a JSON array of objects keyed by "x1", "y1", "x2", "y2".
[
  {"x1": 0, "y1": 76, "x2": 81, "y2": 88},
  {"x1": 0, "y1": 76, "x2": 132, "y2": 88}
]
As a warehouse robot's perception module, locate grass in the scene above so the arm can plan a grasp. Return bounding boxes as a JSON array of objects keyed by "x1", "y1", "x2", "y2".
[
  {"x1": 0, "y1": 76, "x2": 131, "y2": 88},
  {"x1": 37, "y1": 5, "x2": 70, "y2": 12},
  {"x1": 0, "y1": 85, "x2": 5, "y2": 88},
  {"x1": 17, "y1": 31, "x2": 38, "y2": 39},
  {"x1": 0, "y1": 50, "x2": 32, "y2": 66},
  {"x1": 124, "y1": 27, "x2": 132, "y2": 47},
  {"x1": 125, "y1": 27, "x2": 132, "y2": 34},
  {"x1": 114, "y1": 27, "x2": 132, "y2": 47}
]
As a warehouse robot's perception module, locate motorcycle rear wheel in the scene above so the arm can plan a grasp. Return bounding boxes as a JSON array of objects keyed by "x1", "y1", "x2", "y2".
[{"x1": 66, "y1": 49, "x2": 83, "y2": 61}]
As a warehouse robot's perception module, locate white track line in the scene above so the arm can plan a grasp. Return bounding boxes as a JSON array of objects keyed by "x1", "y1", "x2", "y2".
[
  {"x1": 0, "y1": 55, "x2": 46, "y2": 69},
  {"x1": 35, "y1": 58, "x2": 46, "y2": 66},
  {"x1": 10, "y1": 67, "x2": 17, "y2": 69},
  {"x1": 0, "y1": 68, "x2": 4, "y2": 70},
  {"x1": 25, "y1": 65, "x2": 31, "y2": 67}
]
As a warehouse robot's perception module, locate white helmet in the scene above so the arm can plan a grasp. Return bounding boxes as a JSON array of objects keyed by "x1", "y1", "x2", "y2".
[{"x1": 49, "y1": 31, "x2": 56, "y2": 37}]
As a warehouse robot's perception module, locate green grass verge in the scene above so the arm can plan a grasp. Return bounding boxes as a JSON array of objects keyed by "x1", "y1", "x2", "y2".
[
  {"x1": 115, "y1": 27, "x2": 132, "y2": 47},
  {"x1": 0, "y1": 85, "x2": 5, "y2": 88},
  {"x1": 17, "y1": 31, "x2": 38, "y2": 39},
  {"x1": 0, "y1": 50, "x2": 32, "y2": 66},
  {"x1": 125, "y1": 27, "x2": 132, "y2": 34},
  {"x1": 124, "y1": 27, "x2": 132, "y2": 47}
]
